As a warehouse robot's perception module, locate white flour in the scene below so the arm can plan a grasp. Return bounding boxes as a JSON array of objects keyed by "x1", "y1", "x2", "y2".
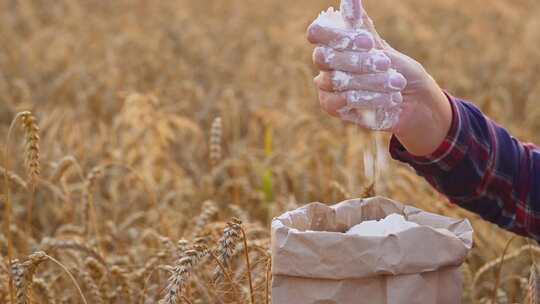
[
  {"x1": 314, "y1": 7, "x2": 348, "y2": 29},
  {"x1": 340, "y1": 0, "x2": 363, "y2": 29},
  {"x1": 365, "y1": 50, "x2": 388, "y2": 73},
  {"x1": 312, "y1": 7, "x2": 372, "y2": 51},
  {"x1": 332, "y1": 71, "x2": 353, "y2": 90},
  {"x1": 346, "y1": 90, "x2": 382, "y2": 103},
  {"x1": 346, "y1": 214, "x2": 419, "y2": 237},
  {"x1": 311, "y1": 2, "x2": 404, "y2": 130}
]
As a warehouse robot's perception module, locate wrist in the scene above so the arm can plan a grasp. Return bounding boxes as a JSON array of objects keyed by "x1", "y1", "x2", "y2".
[{"x1": 392, "y1": 86, "x2": 452, "y2": 156}]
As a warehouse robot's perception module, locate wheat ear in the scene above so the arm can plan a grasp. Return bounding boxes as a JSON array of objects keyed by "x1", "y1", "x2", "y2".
[
  {"x1": 0, "y1": 166, "x2": 28, "y2": 190},
  {"x1": 213, "y1": 218, "x2": 242, "y2": 281},
  {"x1": 76, "y1": 267, "x2": 105, "y2": 304},
  {"x1": 111, "y1": 266, "x2": 132, "y2": 303},
  {"x1": 229, "y1": 204, "x2": 249, "y2": 223},
  {"x1": 361, "y1": 182, "x2": 375, "y2": 198},
  {"x1": 84, "y1": 257, "x2": 106, "y2": 283},
  {"x1": 14, "y1": 112, "x2": 40, "y2": 244},
  {"x1": 159, "y1": 248, "x2": 202, "y2": 304},
  {"x1": 83, "y1": 166, "x2": 104, "y2": 254},
  {"x1": 11, "y1": 251, "x2": 48, "y2": 304},
  {"x1": 20, "y1": 113, "x2": 40, "y2": 187},
  {"x1": 525, "y1": 264, "x2": 540, "y2": 304},
  {"x1": 209, "y1": 117, "x2": 222, "y2": 168},
  {"x1": 31, "y1": 277, "x2": 55, "y2": 304},
  {"x1": 50, "y1": 155, "x2": 79, "y2": 182},
  {"x1": 191, "y1": 200, "x2": 218, "y2": 238},
  {"x1": 159, "y1": 239, "x2": 208, "y2": 304}
]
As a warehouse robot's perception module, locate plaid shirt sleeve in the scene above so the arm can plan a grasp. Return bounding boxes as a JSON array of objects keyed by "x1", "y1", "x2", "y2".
[{"x1": 389, "y1": 94, "x2": 540, "y2": 241}]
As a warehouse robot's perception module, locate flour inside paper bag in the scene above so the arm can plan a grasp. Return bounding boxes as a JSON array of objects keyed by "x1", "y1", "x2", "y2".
[{"x1": 346, "y1": 213, "x2": 419, "y2": 237}]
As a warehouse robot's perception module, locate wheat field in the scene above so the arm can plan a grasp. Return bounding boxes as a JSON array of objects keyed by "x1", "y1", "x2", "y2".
[{"x1": 1, "y1": 0, "x2": 540, "y2": 303}]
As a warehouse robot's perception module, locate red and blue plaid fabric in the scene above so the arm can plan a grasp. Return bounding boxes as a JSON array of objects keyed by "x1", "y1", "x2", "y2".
[{"x1": 390, "y1": 94, "x2": 540, "y2": 241}]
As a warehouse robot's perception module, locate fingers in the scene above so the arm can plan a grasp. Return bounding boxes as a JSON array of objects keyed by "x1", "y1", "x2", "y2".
[
  {"x1": 340, "y1": 0, "x2": 363, "y2": 29},
  {"x1": 313, "y1": 47, "x2": 391, "y2": 74},
  {"x1": 318, "y1": 90, "x2": 347, "y2": 116},
  {"x1": 308, "y1": 2, "x2": 404, "y2": 130},
  {"x1": 314, "y1": 70, "x2": 407, "y2": 93},
  {"x1": 307, "y1": 24, "x2": 374, "y2": 51},
  {"x1": 317, "y1": 89, "x2": 402, "y2": 117}
]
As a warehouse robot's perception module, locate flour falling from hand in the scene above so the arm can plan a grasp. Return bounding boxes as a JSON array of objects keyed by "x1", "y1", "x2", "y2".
[{"x1": 346, "y1": 213, "x2": 419, "y2": 237}]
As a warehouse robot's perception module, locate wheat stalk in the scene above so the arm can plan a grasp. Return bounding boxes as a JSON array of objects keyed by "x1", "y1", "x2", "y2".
[
  {"x1": 4, "y1": 111, "x2": 40, "y2": 303},
  {"x1": 462, "y1": 263, "x2": 473, "y2": 303},
  {"x1": 265, "y1": 257, "x2": 271, "y2": 304},
  {"x1": 490, "y1": 236, "x2": 517, "y2": 303},
  {"x1": 43, "y1": 253, "x2": 88, "y2": 304},
  {"x1": 239, "y1": 222, "x2": 255, "y2": 304},
  {"x1": 473, "y1": 244, "x2": 540, "y2": 301}
]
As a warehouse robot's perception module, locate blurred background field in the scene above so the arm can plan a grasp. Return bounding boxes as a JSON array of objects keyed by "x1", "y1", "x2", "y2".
[{"x1": 1, "y1": 0, "x2": 540, "y2": 303}]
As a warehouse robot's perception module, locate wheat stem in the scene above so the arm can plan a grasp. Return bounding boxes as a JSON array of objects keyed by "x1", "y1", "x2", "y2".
[
  {"x1": 44, "y1": 254, "x2": 88, "y2": 304},
  {"x1": 4, "y1": 111, "x2": 29, "y2": 304},
  {"x1": 240, "y1": 226, "x2": 255, "y2": 304},
  {"x1": 490, "y1": 236, "x2": 516, "y2": 304},
  {"x1": 265, "y1": 257, "x2": 271, "y2": 304},
  {"x1": 209, "y1": 251, "x2": 239, "y2": 297}
]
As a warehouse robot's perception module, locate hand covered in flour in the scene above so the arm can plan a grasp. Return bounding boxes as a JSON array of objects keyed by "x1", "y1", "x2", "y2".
[{"x1": 307, "y1": 0, "x2": 452, "y2": 155}]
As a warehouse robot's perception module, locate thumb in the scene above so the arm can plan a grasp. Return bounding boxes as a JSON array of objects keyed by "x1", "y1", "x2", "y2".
[
  {"x1": 360, "y1": 5, "x2": 391, "y2": 50},
  {"x1": 340, "y1": 0, "x2": 363, "y2": 29}
]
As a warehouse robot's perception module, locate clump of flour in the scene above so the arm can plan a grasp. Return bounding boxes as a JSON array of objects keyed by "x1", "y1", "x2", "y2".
[
  {"x1": 346, "y1": 213, "x2": 419, "y2": 237},
  {"x1": 313, "y1": 7, "x2": 349, "y2": 29}
]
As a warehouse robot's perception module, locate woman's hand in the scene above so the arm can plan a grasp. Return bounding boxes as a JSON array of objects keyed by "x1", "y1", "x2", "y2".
[{"x1": 307, "y1": 0, "x2": 452, "y2": 156}]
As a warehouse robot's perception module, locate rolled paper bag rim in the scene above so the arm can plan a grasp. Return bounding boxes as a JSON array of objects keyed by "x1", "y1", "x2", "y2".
[{"x1": 271, "y1": 196, "x2": 473, "y2": 280}]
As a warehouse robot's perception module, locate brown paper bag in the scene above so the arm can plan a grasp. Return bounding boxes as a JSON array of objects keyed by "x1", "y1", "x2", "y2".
[{"x1": 271, "y1": 197, "x2": 473, "y2": 304}]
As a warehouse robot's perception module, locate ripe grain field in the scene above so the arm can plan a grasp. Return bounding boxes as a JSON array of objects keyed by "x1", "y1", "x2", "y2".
[{"x1": 1, "y1": 0, "x2": 540, "y2": 303}]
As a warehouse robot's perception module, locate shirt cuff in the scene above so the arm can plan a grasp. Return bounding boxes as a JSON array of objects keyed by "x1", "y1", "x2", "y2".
[{"x1": 389, "y1": 93, "x2": 471, "y2": 173}]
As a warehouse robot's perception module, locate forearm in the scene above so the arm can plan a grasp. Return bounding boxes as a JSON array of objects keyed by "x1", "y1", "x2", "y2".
[{"x1": 390, "y1": 96, "x2": 540, "y2": 240}]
